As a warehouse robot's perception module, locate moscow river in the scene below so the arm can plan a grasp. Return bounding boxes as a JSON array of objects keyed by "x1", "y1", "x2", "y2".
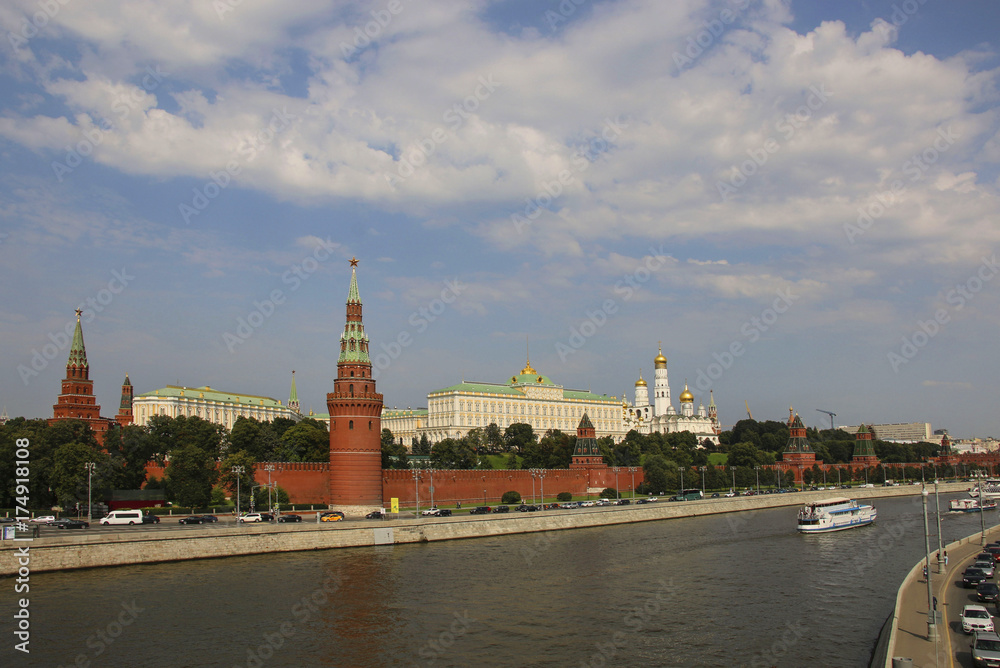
[{"x1": 3, "y1": 491, "x2": 991, "y2": 667}]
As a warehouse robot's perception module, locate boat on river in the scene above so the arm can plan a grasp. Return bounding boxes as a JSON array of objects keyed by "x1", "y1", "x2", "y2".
[
  {"x1": 950, "y1": 498, "x2": 998, "y2": 512},
  {"x1": 968, "y1": 480, "x2": 1000, "y2": 500},
  {"x1": 796, "y1": 497, "x2": 877, "y2": 533}
]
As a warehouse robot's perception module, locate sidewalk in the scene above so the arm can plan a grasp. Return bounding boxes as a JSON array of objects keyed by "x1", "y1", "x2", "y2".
[{"x1": 888, "y1": 525, "x2": 1000, "y2": 667}]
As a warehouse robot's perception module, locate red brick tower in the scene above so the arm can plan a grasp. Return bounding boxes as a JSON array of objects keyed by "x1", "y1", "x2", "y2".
[
  {"x1": 50, "y1": 309, "x2": 109, "y2": 444},
  {"x1": 115, "y1": 374, "x2": 134, "y2": 427},
  {"x1": 327, "y1": 258, "x2": 384, "y2": 510},
  {"x1": 851, "y1": 424, "x2": 879, "y2": 466},
  {"x1": 571, "y1": 413, "x2": 603, "y2": 468}
]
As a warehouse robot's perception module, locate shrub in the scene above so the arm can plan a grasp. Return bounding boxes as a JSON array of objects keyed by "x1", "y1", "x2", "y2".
[
  {"x1": 556, "y1": 491, "x2": 573, "y2": 502},
  {"x1": 501, "y1": 491, "x2": 522, "y2": 504},
  {"x1": 600, "y1": 488, "x2": 619, "y2": 499}
]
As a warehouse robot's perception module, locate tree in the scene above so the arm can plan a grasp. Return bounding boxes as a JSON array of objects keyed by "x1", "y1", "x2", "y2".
[
  {"x1": 415, "y1": 434, "x2": 431, "y2": 456},
  {"x1": 276, "y1": 418, "x2": 329, "y2": 462},
  {"x1": 504, "y1": 423, "x2": 536, "y2": 453},
  {"x1": 501, "y1": 490, "x2": 521, "y2": 504},
  {"x1": 430, "y1": 438, "x2": 477, "y2": 469},
  {"x1": 165, "y1": 443, "x2": 219, "y2": 508},
  {"x1": 381, "y1": 429, "x2": 409, "y2": 469},
  {"x1": 51, "y1": 441, "x2": 107, "y2": 508},
  {"x1": 484, "y1": 423, "x2": 504, "y2": 454}
]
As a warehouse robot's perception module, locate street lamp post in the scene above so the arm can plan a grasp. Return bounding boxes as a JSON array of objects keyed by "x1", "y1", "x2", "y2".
[
  {"x1": 679, "y1": 467, "x2": 685, "y2": 495},
  {"x1": 264, "y1": 464, "x2": 275, "y2": 516},
  {"x1": 934, "y1": 477, "x2": 943, "y2": 572},
  {"x1": 979, "y1": 473, "x2": 987, "y2": 546},
  {"x1": 612, "y1": 467, "x2": 621, "y2": 500},
  {"x1": 699, "y1": 466, "x2": 706, "y2": 496},
  {"x1": 429, "y1": 469, "x2": 436, "y2": 509},
  {"x1": 836, "y1": 466, "x2": 842, "y2": 486},
  {"x1": 628, "y1": 467, "x2": 636, "y2": 500},
  {"x1": 84, "y1": 462, "x2": 96, "y2": 520},
  {"x1": 922, "y1": 488, "x2": 939, "y2": 641},
  {"x1": 231, "y1": 465, "x2": 245, "y2": 521},
  {"x1": 729, "y1": 466, "x2": 735, "y2": 493},
  {"x1": 754, "y1": 466, "x2": 761, "y2": 496},
  {"x1": 411, "y1": 470, "x2": 421, "y2": 517}
]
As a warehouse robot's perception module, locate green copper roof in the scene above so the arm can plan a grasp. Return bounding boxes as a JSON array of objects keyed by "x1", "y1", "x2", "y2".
[
  {"x1": 136, "y1": 385, "x2": 284, "y2": 408},
  {"x1": 783, "y1": 414, "x2": 814, "y2": 453},
  {"x1": 347, "y1": 265, "x2": 361, "y2": 304},
  {"x1": 68, "y1": 312, "x2": 88, "y2": 368},
  {"x1": 428, "y1": 380, "x2": 617, "y2": 403},
  {"x1": 509, "y1": 373, "x2": 556, "y2": 385},
  {"x1": 338, "y1": 321, "x2": 371, "y2": 363}
]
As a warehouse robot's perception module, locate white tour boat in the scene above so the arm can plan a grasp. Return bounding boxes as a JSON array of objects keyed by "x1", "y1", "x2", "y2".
[
  {"x1": 951, "y1": 498, "x2": 999, "y2": 512},
  {"x1": 968, "y1": 480, "x2": 1000, "y2": 500},
  {"x1": 796, "y1": 497, "x2": 877, "y2": 533}
]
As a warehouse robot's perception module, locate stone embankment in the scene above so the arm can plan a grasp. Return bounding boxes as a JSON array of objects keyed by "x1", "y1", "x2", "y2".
[{"x1": 0, "y1": 483, "x2": 968, "y2": 575}]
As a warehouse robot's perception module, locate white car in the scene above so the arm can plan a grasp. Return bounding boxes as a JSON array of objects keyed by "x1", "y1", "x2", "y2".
[
  {"x1": 29, "y1": 516, "x2": 55, "y2": 524},
  {"x1": 421, "y1": 507, "x2": 441, "y2": 516},
  {"x1": 962, "y1": 605, "x2": 995, "y2": 634},
  {"x1": 595, "y1": 499, "x2": 612, "y2": 506},
  {"x1": 238, "y1": 513, "x2": 266, "y2": 523},
  {"x1": 725, "y1": 491, "x2": 736, "y2": 497},
  {"x1": 580, "y1": 501, "x2": 595, "y2": 507}
]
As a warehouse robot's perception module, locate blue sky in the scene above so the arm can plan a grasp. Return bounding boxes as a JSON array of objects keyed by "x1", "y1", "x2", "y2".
[{"x1": 1, "y1": 0, "x2": 998, "y2": 438}]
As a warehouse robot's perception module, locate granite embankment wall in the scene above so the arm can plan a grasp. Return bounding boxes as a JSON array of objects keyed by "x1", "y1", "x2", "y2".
[{"x1": 0, "y1": 484, "x2": 968, "y2": 576}]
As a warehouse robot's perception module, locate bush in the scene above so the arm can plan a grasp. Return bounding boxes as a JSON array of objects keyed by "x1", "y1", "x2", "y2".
[
  {"x1": 556, "y1": 491, "x2": 573, "y2": 502},
  {"x1": 600, "y1": 488, "x2": 619, "y2": 499},
  {"x1": 501, "y1": 491, "x2": 521, "y2": 505}
]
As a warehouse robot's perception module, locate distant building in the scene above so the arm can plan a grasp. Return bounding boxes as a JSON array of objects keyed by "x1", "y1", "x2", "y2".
[
  {"x1": 841, "y1": 422, "x2": 934, "y2": 443},
  {"x1": 132, "y1": 382, "x2": 301, "y2": 429}
]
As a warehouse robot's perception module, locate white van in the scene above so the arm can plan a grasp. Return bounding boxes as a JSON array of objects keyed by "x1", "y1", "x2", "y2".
[{"x1": 101, "y1": 510, "x2": 143, "y2": 525}]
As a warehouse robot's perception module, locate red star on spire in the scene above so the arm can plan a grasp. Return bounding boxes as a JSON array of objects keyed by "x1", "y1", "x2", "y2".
[{"x1": 349, "y1": 257, "x2": 359, "y2": 267}]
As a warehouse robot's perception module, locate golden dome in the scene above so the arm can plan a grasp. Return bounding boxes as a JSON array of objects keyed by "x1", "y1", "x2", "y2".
[
  {"x1": 635, "y1": 376, "x2": 647, "y2": 387},
  {"x1": 654, "y1": 343, "x2": 667, "y2": 368},
  {"x1": 679, "y1": 382, "x2": 694, "y2": 403}
]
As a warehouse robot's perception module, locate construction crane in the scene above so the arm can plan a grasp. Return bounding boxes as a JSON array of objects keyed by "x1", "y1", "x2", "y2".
[
  {"x1": 816, "y1": 409, "x2": 836, "y2": 430},
  {"x1": 745, "y1": 400, "x2": 753, "y2": 420}
]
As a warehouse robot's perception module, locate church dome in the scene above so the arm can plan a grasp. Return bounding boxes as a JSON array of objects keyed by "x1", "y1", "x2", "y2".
[
  {"x1": 635, "y1": 376, "x2": 647, "y2": 387},
  {"x1": 654, "y1": 345, "x2": 667, "y2": 368},
  {"x1": 679, "y1": 383, "x2": 694, "y2": 403}
]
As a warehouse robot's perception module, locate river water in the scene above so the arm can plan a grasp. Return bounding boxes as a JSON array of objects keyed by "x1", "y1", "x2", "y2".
[{"x1": 3, "y1": 491, "x2": 992, "y2": 668}]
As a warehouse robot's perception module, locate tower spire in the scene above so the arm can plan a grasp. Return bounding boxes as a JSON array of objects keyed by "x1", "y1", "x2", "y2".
[
  {"x1": 68, "y1": 309, "x2": 89, "y2": 374},
  {"x1": 339, "y1": 258, "x2": 370, "y2": 364},
  {"x1": 521, "y1": 335, "x2": 536, "y2": 375},
  {"x1": 289, "y1": 370, "x2": 300, "y2": 413}
]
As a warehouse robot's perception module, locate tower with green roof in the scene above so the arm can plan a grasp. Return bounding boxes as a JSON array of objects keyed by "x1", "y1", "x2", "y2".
[
  {"x1": 288, "y1": 370, "x2": 300, "y2": 414},
  {"x1": 327, "y1": 258, "x2": 384, "y2": 510},
  {"x1": 50, "y1": 309, "x2": 111, "y2": 444}
]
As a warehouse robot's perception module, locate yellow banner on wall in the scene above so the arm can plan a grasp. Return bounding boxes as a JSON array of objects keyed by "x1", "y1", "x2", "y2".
[{"x1": 390, "y1": 498, "x2": 399, "y2": 514}]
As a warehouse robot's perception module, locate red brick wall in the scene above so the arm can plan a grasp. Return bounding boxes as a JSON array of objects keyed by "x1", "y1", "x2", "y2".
[
  {"x1": 381, "y1": 467, "x2": 644, "y2": 506},
  {"x1": 144, "y1": 462, "x2": 330, "y2": 505}
]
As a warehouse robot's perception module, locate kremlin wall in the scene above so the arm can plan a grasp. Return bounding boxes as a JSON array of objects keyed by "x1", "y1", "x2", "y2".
[{"x1": 44, "y1": 258, "x2": 996, "y2": 510}]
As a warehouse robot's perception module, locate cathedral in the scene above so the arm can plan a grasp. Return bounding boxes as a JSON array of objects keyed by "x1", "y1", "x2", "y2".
[{"x1": 624, "y1": 345, "x2": 721, "y2": 445}]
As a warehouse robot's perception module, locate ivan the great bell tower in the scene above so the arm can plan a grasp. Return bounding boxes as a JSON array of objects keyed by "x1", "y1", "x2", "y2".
[{"x1": 327, "y1": 258, "x2": 384, "y2": 510}]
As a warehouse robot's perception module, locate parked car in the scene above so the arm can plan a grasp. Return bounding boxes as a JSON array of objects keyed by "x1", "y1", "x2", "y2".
[
  {"x1": 470, "y1": 506, "x2": 491, "y2": 515},
  {"x1": 421, "y1": 507, "x2": 441, "y2": 516},
  {"x1": 579, "y1": 501, "x2": 595, "y2": 507},
  {"x1": 516, "y1": 504, "x2": 539, "y2": 512},
  {"x1": 364, "y1": 511, "x2": 385, "y2": 520},
  {"x1": 965, "y1": 567, "x2": 992, "y2": 588},
  {"x1": 179, "y1": 516, "x2": 204, "y2": 524},
  {"x1": 0, "y1": 517, "x2": 15, "y2": 523},
  {"x1": 141, "y1": 514, "x2": 160, "y2": 524},
  {"x1": 558, "y1": 502, "x2": 579, "y2": 509},
  {"x1": 971, "y1": 630, "x2": 1000, "y2": 666},
  {"x1": 616, "y1": 499, "x2": 631, "y2": 505},
  {"x1": 595, "y1": 499, "x2": 612, "y2": 506},
  {"x1": 319, "y1": 511, "x2": 345, "y2": 522},
  {"x1": 636, "y1": 499, "x2": 651, "y2": 505},
  {"x1": 30, "y1": 516, "x2": 56, "y2": 524},
  {"x1": 238, "y1": 513, "x2": 273, "y2": 523},
  {"x1": 277, "y1": 514, "x2": 302, "y2": 523},
  {"x1": 977, "y1": 560, "x2": 998, "y2": 578},
  {"x1": 437, "y1": 509, "x2": 453, "y2": 517},
  {"x1": 962, "y1": 604, "x2": 996, "y2": 634},
  {"x1": 51, "y1": 518, "x2": 89, "y2": 529},
  {"x1": 492, "y1": 505, "x2": 510, "y2": 513},
  {"x1": 978, "y1": 582, "x2": 1000, "y2": 604},
  {"x1": 711, "y1": 492, "x2": 720, "y2": 498},
  {"x1": 201, "y1": 515, "x2": 219, "y2": 523}
]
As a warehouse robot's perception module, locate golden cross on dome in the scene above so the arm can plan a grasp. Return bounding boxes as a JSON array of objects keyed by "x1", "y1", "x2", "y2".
[{"x1": 349, "y1": 257, "x2": 359, "y2": 267}]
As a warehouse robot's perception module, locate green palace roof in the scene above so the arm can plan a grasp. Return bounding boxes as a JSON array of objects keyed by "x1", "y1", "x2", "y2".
[
  {"x1": 428, "y1": 378, "x2": 617, "y2": 403},
  {"x1": 137, "y1": 385, "x2": 285, "y2": 408}
]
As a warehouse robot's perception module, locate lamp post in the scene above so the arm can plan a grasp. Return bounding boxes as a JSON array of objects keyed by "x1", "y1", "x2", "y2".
[
  {"x1": 934, "y1": 476, "x2": 943, "y2": 572},
  {"x1": 231, "y1": 465, "x2": 245, "y2": 521},
  {"x1": 836, "y1": 466, "x2": 842, "y2": 486},
  {"x1": 679, "y1": 467, "x2": 685, "y2": 495},
  {"x1": 429, "y1": 469, "x2": 436, "y2": 509},
  {"x1": 979, "y1": 473, "x2": 987, "y2": 546},
  {"x1": 411, "y1": 469, "x2": 421, "y2": 517},
  {"x1": 628, "y1": 467, "x2": 636, "y2": 500},
  {"x1": 612, "y1": 467, "x2": 621, "y2": 500},
  {"x1": 729, "y1": 466, "x2": 735, "y2": 493},
  {"x1": 530, "y1": 469, "x2": 537, "y2": 504},
  {"x1": 798, "y1": 465, "x2": 804, "y2": 489},
  {"x1": 264, "y1": 464, "x2": 275, "y2": 516},
  {"x1": 84, "y1": 462, "x2": 96, "y2": 520},
  {"x1": 699, "y1": 466, "x2": 707, "y2": 496},
  {"x1": 922, "y1": 488, "x2": 939, "y2": 641},
  {"x1": 754, "y1": 466, "x2": 761, "y2": 496}
]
